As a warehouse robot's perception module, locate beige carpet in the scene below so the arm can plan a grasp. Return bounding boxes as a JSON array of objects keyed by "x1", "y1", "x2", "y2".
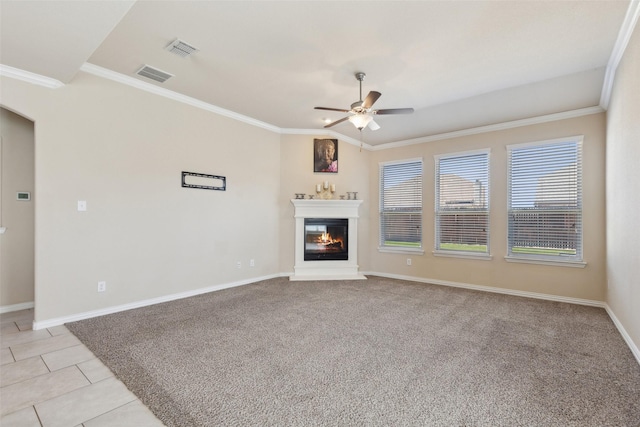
[{"x1": 67, "y1": 276, "x2": 640, "y2": 426}]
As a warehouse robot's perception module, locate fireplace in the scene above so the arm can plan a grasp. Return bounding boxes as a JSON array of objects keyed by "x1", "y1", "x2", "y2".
[
  {"x1": 290, "y1": 199, "x2": 365, "y2": 281},
  {"x1": 304, "y1": 218, "x2": 348, "y2": 261}
]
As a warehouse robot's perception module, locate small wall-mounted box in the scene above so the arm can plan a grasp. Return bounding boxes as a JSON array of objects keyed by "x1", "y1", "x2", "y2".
[{"x1": 17, "y1": 192, "x2": 31, "y2": 201}]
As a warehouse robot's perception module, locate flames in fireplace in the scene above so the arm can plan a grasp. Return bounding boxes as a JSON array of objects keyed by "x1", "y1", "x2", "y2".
[
  {"x1": 304, "y1": 218, "x2": 348, "y2": 261},
  {"x1": 315, "y1": 231, "x2": 344, "y2": 251},
  {"x1": 305, "y1": 229, "x2": 344, "y2": 252}
]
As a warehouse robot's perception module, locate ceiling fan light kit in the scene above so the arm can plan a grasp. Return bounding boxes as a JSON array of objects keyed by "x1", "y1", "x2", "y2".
[
  {"x1": 348, "y1": 114, "x2": 373, "y2": 130},
  {"x1": 315, "y1": 72, "x2": 414, "y2": 131}
]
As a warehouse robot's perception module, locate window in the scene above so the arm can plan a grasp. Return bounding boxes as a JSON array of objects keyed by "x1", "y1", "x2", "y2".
[
  {"x1": 507, "y1": 137, "x2": 583, "y2": 265},
  {"x1": 379, "y1": 159, "x2": 423, "y2": 252},
  {"x1": 435, "y1": 150, "x2": 490, "y2": 256}
]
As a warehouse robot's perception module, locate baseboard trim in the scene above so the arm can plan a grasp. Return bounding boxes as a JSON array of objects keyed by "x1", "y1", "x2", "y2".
[
  {"x1": 32, "y1": 274, "x2": 284, "y2": 330},
  {"x1": 603, "y1": 303, "x2": 640, "y2": 366},
  {"x1": 0, "y1": 301, "x2": 35, "y2": 314},
  {"x1": 363, "y1": 271, "x2": 605, "y2": 307},
  {"x1": 31, "y1": 270, "x2": 640, "y2": 368}
]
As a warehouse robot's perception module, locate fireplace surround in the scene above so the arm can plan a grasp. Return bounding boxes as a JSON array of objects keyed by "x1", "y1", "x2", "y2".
[{"x1": 290, "y1": 199, "x2": 366, "y2": 281}]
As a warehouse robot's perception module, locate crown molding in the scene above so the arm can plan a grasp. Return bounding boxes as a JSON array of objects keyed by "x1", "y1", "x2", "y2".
[
  {"x1": 81, "y1": 63, "x2": 281, "y2": 134},
  {"x1": 82, "y1": 63, "x2": 374, "y2": 150},
  {"x1": 0, "y1": 64, "x2": 64, "y2": 89},
  {"x1": 281, "y1": 128, "x2": 373, "y2": 151},
  {"x1": 600, "y1": 0, "x2": 640, "y2": 109},
  {"x1": 369, "y1": 106, "x2": 604, "y2": 151},
  {"x1": 79, "y1": 64, "x2": 603, "y2": 153}
]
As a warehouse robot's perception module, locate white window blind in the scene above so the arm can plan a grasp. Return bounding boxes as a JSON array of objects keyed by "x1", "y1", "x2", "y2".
[
  {"x1": 435, "y1": 150, "x2": 490, "y2": 254},
  {"x1": 379, "y1": 159, "x2": 423, "y2": 249},
  {"x1": 507, "y1": 138, "x2": 582, "y2": 262}
]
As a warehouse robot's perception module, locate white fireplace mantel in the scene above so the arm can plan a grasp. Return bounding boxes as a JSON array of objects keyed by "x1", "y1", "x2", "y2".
[{"x1": 290, "y1": 199, "x2": 366, "y2": 281}]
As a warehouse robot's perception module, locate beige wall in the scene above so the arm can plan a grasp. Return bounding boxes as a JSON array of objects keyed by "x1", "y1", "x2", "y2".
[
  {"x1": 606, "y1": 23, "x2": 640, "y2": 355},
  {"x1": 278, "y1": 135, "x2": 371, "y2": 273},
  {"x1": 0, "y1": 108, "x2": 35, "y2": 308},
  {"x1": 1, "y1": 72, "x2": 282, "y2": 323},
  {"x1": 368, "y1": 114, "x2": 607, "y2": 301},
  {"x1": 0, "y1": 65, "x2": 611, "y2": 325}
]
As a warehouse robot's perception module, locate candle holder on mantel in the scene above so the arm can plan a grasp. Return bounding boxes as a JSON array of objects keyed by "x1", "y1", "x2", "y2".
[{"x1": 315, "y1": 181, "x2": 336, "y2": 200}]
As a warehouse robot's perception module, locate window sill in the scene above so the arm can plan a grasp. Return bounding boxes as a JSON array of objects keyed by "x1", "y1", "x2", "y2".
[
  {"x1": 378, "y1": 246, "x2": 425, "y2": 255},
  {"x1": 433, "y1": 250, "x2": 492, "y2": 261},
  {"x1": 504, "y1": 256, "x2": 586, "y2": 268}
]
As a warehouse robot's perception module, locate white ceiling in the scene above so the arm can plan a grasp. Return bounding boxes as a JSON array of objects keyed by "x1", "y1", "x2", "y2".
[{"x1": 0, "y1": 1, "x2": 633, "y2": 146}]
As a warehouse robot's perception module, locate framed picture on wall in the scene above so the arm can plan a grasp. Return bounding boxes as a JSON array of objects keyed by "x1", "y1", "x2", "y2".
[{"x1": 314, "y1": 138, "x2": 338, "y2": 173}]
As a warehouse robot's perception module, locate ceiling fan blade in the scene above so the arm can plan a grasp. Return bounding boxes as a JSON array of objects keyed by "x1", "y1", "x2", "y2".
[
  {"x1": 315, "y1": 107, "x2": 351, "y2": 113},
  {"x1": 362, "y1": 91, "x2": 381, "y2": 109},
  {"x1": 368, "y1": 119, "x2": 380, "y2": 131},
  {"x1": 324, "y1": 116, "x2": 350, "y2": 128},
  {"x1": 374, "y1": 108, "x2": 414, "y2": 115}
]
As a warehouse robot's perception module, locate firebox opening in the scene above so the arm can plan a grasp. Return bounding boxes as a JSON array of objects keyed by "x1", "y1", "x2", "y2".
[{"x1": 304, "y1": 218, "x2": 348, "y2": 261}]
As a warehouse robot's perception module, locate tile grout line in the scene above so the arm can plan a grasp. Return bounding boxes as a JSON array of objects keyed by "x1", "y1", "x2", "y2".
[
  {"x1": 0, "y1": 357, "x2": 79, "y2": 390},
  {"x1": 10, "y1": 335, "x2": 83, "y2": 364},
  {"x1": 11, "y1": 368, "x2": 101, "y2": 419},
  {"x1": 2, "y1": 311, "x2": 163, "y2": 426},
  {"x1": 1, "y1": 328, "x2": 56, "y2": 353},
  {"x1": 77, "y1": 359, "x2": 93, "y2": 384},
  {"x1": 77, "y1": 398, "x2": 141, "y2": 426},
  {"x1": 31, "y1": 375, "x2": 138, "y2": 426},
  {"x1": 33, "y1": 405, "x2": 44, "y2": 427},
  {"x1": 39, "y1": 354, "x2": 53, "y2": 373}
]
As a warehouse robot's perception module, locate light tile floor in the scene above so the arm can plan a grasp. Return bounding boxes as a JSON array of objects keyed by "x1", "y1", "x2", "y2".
[{"x1": 0, "y1": 309, "x2": 165, "y2": 426}]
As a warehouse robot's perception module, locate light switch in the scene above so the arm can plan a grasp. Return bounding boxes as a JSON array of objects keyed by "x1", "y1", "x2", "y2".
[{"x1": 77, "y1": 200, "x2": 87, "y2": 211}]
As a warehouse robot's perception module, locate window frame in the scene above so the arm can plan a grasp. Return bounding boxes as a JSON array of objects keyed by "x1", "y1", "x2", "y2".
[
  {"x1": 378, "y1": 158, "x2": 424, "y2": 254},
  {"x1": 434, "y1": 149, "x2": 491, "y2": 260},
  {"x1": 505, "y1": 136, "x2": 586, "y2": 268}
]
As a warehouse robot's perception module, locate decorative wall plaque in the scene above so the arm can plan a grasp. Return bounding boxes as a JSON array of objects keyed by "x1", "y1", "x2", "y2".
[{"x1": 181, "y1": 171, "x2": 226, "y2": 191}]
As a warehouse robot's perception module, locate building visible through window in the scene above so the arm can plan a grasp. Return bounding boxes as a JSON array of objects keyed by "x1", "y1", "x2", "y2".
[
  {"x1": 435, "y1": 150, "x2": 490, "y2": 255},
  {"x1": 379, "y1": 159, "x2": 423, "y2": 251},
  {"x1": 507, "y1": 137, "x2": 583, "y2": 263}
]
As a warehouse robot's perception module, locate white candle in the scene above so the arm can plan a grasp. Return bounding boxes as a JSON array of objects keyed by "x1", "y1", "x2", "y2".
[
  {"x1": 324, "y1": 181, "x2": 329, "y2": 190},
  {"x1": 330, "y1": 184, "x2": 336, "y2": 192},
  {"x1": 316, "y1": 184, "x2": 321, "y2": 192}
]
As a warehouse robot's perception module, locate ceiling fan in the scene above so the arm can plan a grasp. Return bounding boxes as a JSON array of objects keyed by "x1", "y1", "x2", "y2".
[{"x1": 315, "y1": 72, "x2": 414, "y2": 131}]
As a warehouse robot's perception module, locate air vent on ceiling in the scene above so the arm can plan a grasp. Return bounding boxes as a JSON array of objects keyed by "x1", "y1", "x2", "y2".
[
  {"x1": 166, "y1": 39, "x2": 199, "y2": 58},
  {"x1": 136, "y1": 65, "x2": 173, "y2": 83}
]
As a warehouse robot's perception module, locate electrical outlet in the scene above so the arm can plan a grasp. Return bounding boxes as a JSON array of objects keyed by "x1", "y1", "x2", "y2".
[
  {"x1": 236, "y1": 261, "x2": 242, "y2": 269},
  {"x1": 406, "y1": 258, "x2": 412, "y2": 266},
  {"x1": 97, "y1": 281, "x2": 106, "y2": 292},
  {"x1": 250, "y1": 259, "x2": 255, "y2": 267}
]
